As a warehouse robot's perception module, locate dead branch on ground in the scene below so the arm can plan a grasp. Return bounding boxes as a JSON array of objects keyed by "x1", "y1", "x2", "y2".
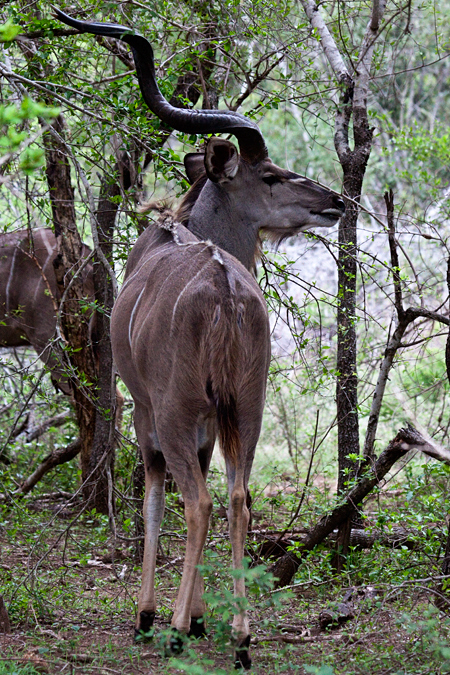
[
  {"x1": 271, "y1": 425, "x2": 448, "y2": 588},
  {"x1": 15, "y1": 438, "x2": 81, "y2": 495},
  {"x1": 25, "y1": 411, "x2": 72, "y2": 442},
  {"x1": 258, "y1": 525, "x2": 437, "y2": 560}
]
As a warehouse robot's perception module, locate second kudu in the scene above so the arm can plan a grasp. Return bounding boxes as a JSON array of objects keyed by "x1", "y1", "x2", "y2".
[
  {"x1": 0, "y1": 228, "x2": 93, "y2": 394},
  {"x1": 55, "y1": 8, "x2": 345, "y2": 669}
]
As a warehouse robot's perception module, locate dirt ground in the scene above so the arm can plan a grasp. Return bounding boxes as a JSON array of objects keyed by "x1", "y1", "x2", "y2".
[{"x1": 1, "y1": 495, "x2": 449, "y2": 675}]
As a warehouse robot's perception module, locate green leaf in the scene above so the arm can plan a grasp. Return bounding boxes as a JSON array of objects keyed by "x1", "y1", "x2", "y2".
[{"x1": 0, "y1": 20, "x2": 21, "y2": 43}]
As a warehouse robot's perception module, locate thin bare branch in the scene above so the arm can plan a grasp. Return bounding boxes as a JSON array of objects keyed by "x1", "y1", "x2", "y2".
[
  {"x1": 298, "y1": 0, "x2": 351, "y2": 85},
  {"x1": 353, "y1": 0, "x2": 387, "y2": 110},
  {"x1": 24, "y1": 411, "x2": 72, "y2": 443},
  {"x1": 385, "y1": 189, "x2": 404, "y2": 319}
]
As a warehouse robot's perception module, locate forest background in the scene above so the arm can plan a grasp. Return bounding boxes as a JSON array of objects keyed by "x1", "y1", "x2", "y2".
[{"x1": 1, "y1": 0, "x2": 450, "y2": 673}]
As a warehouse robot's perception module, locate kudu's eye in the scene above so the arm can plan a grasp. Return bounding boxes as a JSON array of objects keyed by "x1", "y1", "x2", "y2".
[{"x1": 262, "y1": 175, "x2": 281, "y2": 187}]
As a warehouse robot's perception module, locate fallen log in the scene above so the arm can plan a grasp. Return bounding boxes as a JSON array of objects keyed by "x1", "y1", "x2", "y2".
[
  {"x1": 271, "y1": 425, "x2": 443, "y2": 588},
  {"x1": 258, "y1": 526, "x2": 423, "y2": 560},
  {"x1": 24, "y1": 411, "x2": 72, "y2": 442}
]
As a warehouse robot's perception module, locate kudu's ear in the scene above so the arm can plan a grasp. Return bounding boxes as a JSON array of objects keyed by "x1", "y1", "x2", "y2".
[
  {"x1": 184, "y1": 153, "x2": 206, "y2": 185},
  {"x1": 204, "y1": 138, "x2": 239, "y2": 183}
]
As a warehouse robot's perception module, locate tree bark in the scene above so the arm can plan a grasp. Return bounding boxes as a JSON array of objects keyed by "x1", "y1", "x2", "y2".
[
  {"x1": 335, "y1": 93, "x2": 374, "y2": 495},
  {"x1": 17, "y1": 31, "x2": 102, "y2": 508},
  {"x1": 259, "y1": 526, "x2": 426, "y2": 559},
  {"x1": 435, "y1": 253, "x2": 450, "y2": 609},
  {"x1": 333, "y1": 86, "x2": 372, "y2": 571}
]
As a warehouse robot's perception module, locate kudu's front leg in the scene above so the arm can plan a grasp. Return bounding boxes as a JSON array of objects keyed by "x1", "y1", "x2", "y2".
[
  {"x1": 227, "y1": 465, "x2": 252, "y2": 670},
  {"x1": 134, "y1": 405, "x2": 166, "y2": 638},
  {"x1": 135, "y1": 457, "x2": 166, "y2": 637}
]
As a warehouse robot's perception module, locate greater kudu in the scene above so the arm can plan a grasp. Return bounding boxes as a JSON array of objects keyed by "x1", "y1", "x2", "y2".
[
  {"x1": 55, "y1": 9, "x2": 345, "y2": 669},
  {"x1": 0, "y1": 228, "x2": 93, "y2": 394}
]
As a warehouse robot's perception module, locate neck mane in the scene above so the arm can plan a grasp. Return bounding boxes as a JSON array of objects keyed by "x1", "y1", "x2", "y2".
[{"x1": 175, "y1": 178, "x2": 260, "y2": 272}]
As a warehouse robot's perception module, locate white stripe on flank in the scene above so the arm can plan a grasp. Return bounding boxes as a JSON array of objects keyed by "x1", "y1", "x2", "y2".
[
  {"x1": 170, "y1": 261, "x2": 210, "y2": 331},
  {"x1": 128, "y1": 286, "x2": 146, "y2": 348},
  {"x1": 121, "y1": 244, "x2": 173, "y2": 293},
  {"x1": 33, "y1": 233, "x2": 54, "y2": 304},
  {"x1": 133, "y1": 248, "x2": 210, "y2": 348},
  {"x1": 40, "y1": 229, "x2": 53, "y2": 256},
  {"x1": 5, "y1": 248, "x2": 18, "y2": 314}
]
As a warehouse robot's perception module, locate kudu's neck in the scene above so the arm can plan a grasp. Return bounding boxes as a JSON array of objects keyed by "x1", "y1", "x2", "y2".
[{"x1": 187, "y1": 181, "x2": 258, "y2": 272}]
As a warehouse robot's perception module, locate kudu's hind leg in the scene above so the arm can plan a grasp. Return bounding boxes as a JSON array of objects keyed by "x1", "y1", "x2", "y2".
[
  {"x1": 226, "y1": 463, "x2": 251, "y2": 669},
  {"x1": 134, "y1": 404, "x2": 166, "y2": 638}
]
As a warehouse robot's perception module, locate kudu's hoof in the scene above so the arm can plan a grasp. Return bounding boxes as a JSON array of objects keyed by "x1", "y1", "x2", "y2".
[
  {"x1": 164, "y1": 628, "x2": 187, "y2": 656},
  {"x1": 188, "y1": 616, "x2": 207, "y2": 639},
  {"x1": 134, "y1": 610, "x2": 155, "y2": 642},
  {"x1": 234, "y1": 635, "x2": 251, "y2": 670}
]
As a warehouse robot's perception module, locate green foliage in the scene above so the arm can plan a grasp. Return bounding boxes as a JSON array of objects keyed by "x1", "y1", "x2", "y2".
[
  {"x1": 0, "y1": 19, "x2": 20, "y2": 42},
  {"x1": 398, "y1": 606, "x2": 450, "y2": 671},
  {"x1": 168, "y1": 655, "x2": 229, "y2": 675},
  {"x1": 0, "y1": 664, "x2": 40, "y2": 675},
  {"x1": 0, "y1": 97, "x2": 60, "y2": 173},
  {"x1": 304, "y1": 667, "x2": 335, "y2": 675}
]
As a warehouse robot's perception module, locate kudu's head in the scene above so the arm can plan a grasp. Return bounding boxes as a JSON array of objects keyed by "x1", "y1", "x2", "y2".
[{"x1": 54, "y1": 9, "x2": 345, "y2": 270}]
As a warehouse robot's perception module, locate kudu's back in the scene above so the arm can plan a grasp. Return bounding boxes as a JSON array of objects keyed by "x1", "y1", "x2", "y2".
[{"x1": 111, "y1": 218, "x2": 270, "y2": 463}]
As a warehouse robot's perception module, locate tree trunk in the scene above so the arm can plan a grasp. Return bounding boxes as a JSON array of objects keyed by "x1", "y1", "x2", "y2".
[
  {"x1": 444, "y1": 254, "x2": 450, "y2": 576},
  {"x1": 89, "y1": 177, "x2": 121, "y2": 514},
  {"x1": 19, "y1": 32, "x2": 103, "y2": 508},
  {"x1": 299, "y1": 0, "x2": 385, "y2": 570},
  {"x1": 0, "y1": 595, "x2": 11, "y2": 634},
  {"x1": 333, "y1": 101, "x2": 373, "y2": 568},
  {"x1": 435, "y1": 254, "x2": 450, "y2": 609},
  {"x1": 44, "y1": 116, "x2": 98, "y2": 508},
  {"x1": 336, "y1": 174, "x2": 361, "y2": 494}
]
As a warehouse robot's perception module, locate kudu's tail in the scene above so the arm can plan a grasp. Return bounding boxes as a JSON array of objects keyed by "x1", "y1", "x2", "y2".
[{"x1": 208, "y1": 278, "x2": 242, "y2": 467}]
